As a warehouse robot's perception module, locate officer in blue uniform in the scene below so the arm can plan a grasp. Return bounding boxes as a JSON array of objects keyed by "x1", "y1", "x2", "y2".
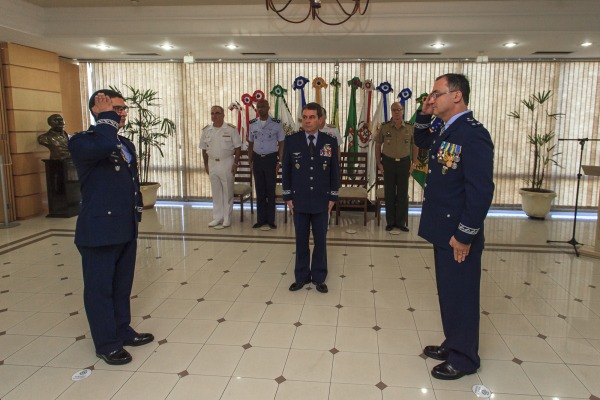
[
  {"x1": 283, "y1": 102, "x2": 339, "y2": 294},
  {"x1": 414, "y1": 74, "x2": 494, "y2": 380},
  {"x1": 248, "y1": 99, "x2": 285, "y2": 229},
  {"x1": 69, "y1": 90, "x2": 154, "y2": 365}
]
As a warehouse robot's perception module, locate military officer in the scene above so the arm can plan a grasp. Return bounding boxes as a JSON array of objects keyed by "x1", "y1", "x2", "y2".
[
  {"x1": 318, "y1": 107, "x2": 343, "y2": 156},
  {"x1": 414, "y1": 73, "x2": 494, "y2": 380},
  {"x1": 375, "y1": 102, "x2": 418, "y2": 232},
  {"x1": 248, "y1": 99, "x2": 285, "y2": 229},
  {"x1": 200, "y1": 106, "x2": 242, "y2": 228},
  {"x1": 283, "y1": 102, "x2": 339, "y2": 294},
  {"x1": 69, "y1": 89, "x2": 154, "y2": 365}
]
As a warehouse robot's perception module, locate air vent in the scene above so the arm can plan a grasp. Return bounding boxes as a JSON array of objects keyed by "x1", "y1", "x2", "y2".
[
  {"x1": 404, "y1": 52, "x2": 442, "y2": 56},
  {"x1": 241, "y1": 52, "x2": 277, "y2": 56},
  {"x1": 122, "y1": 52, "x2": 161, "y2": 56},
  {"x1": 531, "y1": 51, "x2": 573, "y2": 55}
]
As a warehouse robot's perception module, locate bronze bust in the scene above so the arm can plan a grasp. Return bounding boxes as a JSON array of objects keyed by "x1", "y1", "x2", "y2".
[{"x1": 38, "y1": 114, "x2": 71, "y2": 159}]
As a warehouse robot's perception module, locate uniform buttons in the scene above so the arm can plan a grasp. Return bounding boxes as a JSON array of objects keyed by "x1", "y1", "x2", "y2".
[
  {"x1": 310, "y1": 177, "x2": 313, "y2": 180},
  {"x1": 107, "y1": 211, "x2": 112, "y2": 215},
  {"x1": 447, "y1": 214, "x2": 451, "y2": 218},
  {"x1": 423, "y1": 197, "x2": 426, "y2": 201},
  {"x1": 424, "y1": 184, "x2": 427, "y2": 187},
  {"x1": 310, "y1": 167, "x2": 313, "y2": 170},
  {"x1": 310, "y1": 187, "x2": 313, "y2": 190},
  {"x1": 428, "y1": 170, "x2": 431, "y2": 173},
  {"x1": 311, "y1": 157, "x2": 314, "y2": 160},
  {"x1": 431, "y1": 155, "x2": 435, "y2": 159}
]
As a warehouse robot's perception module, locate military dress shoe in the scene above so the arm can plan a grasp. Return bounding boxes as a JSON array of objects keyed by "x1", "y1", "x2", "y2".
[
  {"x1": 315, "y1": 283, "x2": 328, "y2": 293},
  {"x1": 431, "y1": 361, "x2": 477, "y2": 380},
  {"x1": 208, "y1": 220, "x2": 222, "y2": 227},
  {"x1": 268, "y1": 223, "x2": 277, "y2": 229},
  {"x1": 424, "y1": 345, "x2": 449, "y2": 361},
  {"x1": 96, "y1": 348, "x2": 132, "y2": 365},
  {"x1": 123, "y1": 333, "x2": 154, "y2": 347},
  {"x1": 385, "y1": 225, "x2": 394, "y2": 231},
  {"x1": 289, "y1": 280, "x2": 310, "y2": 291},
  {"x1": 252, "y1": 223, "x2": 263, "y2": 229},
  {"x1": 397, "y1": 225, "x2": 410, "y2": 232}
]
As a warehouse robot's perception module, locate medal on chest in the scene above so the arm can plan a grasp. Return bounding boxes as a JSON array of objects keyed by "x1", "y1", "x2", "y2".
[{"x1": 437, "y1": 141, "x2": 462, "y2": 175}]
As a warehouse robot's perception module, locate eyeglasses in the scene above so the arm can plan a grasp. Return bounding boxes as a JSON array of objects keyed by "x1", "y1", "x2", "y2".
[
  {"x1": 113, "y1": 106, "x2": 129, "y2": 113},
  {"x1": 428, "y1": 90, "x2": 458, "y2": 100},
  {"x1": 211, "y1": 112, "x2": 223, "y2": 116},
  {"x1": 391, "y1": 108, "x2": 403, "y2": 112}
]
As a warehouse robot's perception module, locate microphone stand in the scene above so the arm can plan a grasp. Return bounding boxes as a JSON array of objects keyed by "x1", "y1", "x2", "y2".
[{"x1": 547, "y1": 138, "x2": 600, "y2": 256}]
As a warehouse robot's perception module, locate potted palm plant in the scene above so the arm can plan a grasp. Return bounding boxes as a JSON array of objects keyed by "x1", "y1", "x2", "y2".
[
  {"x1": 111, "y1": 85, "x2": 176, "y2": 208},
  {"x1": 509, "y1": 90, "x2": 563, "y2": 219}
]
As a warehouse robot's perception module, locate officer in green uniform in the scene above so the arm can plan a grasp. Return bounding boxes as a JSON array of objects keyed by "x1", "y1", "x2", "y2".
[{"x1": 375, "y1": 102, "x2": 416, "y2": 231}]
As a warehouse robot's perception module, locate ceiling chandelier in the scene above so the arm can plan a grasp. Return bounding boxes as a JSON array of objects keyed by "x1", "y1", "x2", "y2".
[{"x1": 265, "y1": 0, "x2": 370, "y2": 26}]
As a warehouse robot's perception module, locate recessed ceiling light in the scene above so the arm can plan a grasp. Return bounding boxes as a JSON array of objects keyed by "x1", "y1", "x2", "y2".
[
  {"x1": 160, "y1": 44, "x2": 175, "y2": 50},
  {"x1": 581, "y1": 42, "x2": 592, "y2": 47},
  {"x1": 430, "y1": 43, "x2": 445, "y2": 49},
  {"x1": 225, "y1": 44, "x2": 239, "y2": 50},
  {"x1": 95, "y1": 44, "x2": 111, "y2": 50},
  {"x1": 503, "y1": 42, "x2": 518, "y2": 48}
]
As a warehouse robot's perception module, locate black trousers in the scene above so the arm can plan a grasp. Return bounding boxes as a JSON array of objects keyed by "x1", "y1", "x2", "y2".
[
  {"x1": 78, "y1": 240, "x2": 137, "y2": 354},
  {"x1": 293, "y1": 210, "x2": 328, "y2": 284},
  {"x1": 381, "y1": 154, "x2": 410, "y2": 227},
  {"x1": 253, "y1": 152, "x2": 277, "y2": 225},
  {"x1": 434, "y1": 245, "x2": 482, "y2": 371}
]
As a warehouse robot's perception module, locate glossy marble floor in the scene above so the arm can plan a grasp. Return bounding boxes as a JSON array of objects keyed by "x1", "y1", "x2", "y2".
[{"x1": 1, "y1": 204, "x2": 600, "y2": 400}]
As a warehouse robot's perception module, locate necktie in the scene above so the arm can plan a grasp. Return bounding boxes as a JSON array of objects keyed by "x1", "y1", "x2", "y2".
[{"x1": 309, "y1": 135, "x2": 315, "y2": 155}]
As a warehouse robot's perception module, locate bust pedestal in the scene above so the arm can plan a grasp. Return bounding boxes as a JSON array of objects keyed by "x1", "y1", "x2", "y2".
[
  {"x1": 580, "y1": 165, "x2": 600, "y2": 259},
  {"x1": 43, "y1": 159, "x2": 81, "y2": 218}
]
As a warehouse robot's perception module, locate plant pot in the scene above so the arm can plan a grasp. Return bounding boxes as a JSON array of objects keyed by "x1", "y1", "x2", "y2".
[
  {"x1": 519, "y1": 188, "x2": 556, "y2": 219},
  {"x1": 140, "y1": 182, "x2": 161, "y2": 209}
]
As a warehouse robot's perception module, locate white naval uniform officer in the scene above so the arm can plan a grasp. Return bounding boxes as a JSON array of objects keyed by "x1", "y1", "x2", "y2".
[
  {"x1": 200, "y1": 105, "x2": 242, "y2": 228},
  {"x1": 319, "y1": 107, "x2": 343, "y2": 156}
]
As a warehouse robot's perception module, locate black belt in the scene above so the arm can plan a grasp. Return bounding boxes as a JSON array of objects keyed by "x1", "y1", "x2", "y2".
[{"x1": 383, "y1": 154, "x2": 409, "y2": 162}]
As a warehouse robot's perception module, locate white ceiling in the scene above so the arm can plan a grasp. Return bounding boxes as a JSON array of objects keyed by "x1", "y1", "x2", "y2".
[{"x1": 1, "y1": 0, "x2": 599, "y2": 61}]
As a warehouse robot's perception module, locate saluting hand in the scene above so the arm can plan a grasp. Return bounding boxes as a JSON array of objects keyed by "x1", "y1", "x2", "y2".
[{"x1": 91, "y1": 93, "x2": 113, "y2": 115}]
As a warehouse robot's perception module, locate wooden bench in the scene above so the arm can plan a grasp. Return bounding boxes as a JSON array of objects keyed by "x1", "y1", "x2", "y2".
[{"x1": 335, "y1": 151, "x2": 369, "y2": 226}]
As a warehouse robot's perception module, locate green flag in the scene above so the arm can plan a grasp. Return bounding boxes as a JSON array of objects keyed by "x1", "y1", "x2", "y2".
[
  {"x1": 345, "y1": 77, "x2": 362, "y2": 153},
  {"x1": 409, "y1": 92, "x2": 430, "y2": 188}
]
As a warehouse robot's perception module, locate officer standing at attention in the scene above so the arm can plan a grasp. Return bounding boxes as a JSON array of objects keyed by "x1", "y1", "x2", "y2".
[
  {"x1": 248, "y1": 99, "x2": 285, "y2": 229},
  {"x1": 414, "y1": 73, "x2": 494, "y2": 380},
  {"x1": 375, "y1": 101, "x2": 417, "y2": 232},
  {"x1": 200, "y1": 106, "x2": 242, "y2": 228},
  {"x1": 69, "y1": 89, "x2": 154, "y2": 365},
  {"x1": 318, "y1": 107, "x2": 343, "y2": 156},
  {"x1": 283, "y1": 102, "x2": 339, "y2": 294}
]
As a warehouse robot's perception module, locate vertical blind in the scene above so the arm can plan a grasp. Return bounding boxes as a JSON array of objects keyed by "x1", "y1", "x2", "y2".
[{"x1": 81, "y1": 60, "x2": 600, "y2": 208}]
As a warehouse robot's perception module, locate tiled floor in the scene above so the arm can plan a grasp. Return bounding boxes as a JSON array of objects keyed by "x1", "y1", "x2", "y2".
[{"x1": 1, "y1": 204, "x2": 600, "y2": 400}]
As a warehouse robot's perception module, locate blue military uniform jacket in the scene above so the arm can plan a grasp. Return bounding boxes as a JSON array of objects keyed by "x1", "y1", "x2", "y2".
[
  {"x1": 414, "y1": 111, "x2": 494, "y2": 251},
  {"x1": 69, "y1": 111, "x2": 143, "y2": 248},
  {"x1": 282, "y1": 131, "x2": 340, "y2": 214}
]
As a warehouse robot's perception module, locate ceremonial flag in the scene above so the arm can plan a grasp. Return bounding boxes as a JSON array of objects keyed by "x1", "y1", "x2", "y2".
[
  {"x1": 270, "y1": 84, "x2": 296, "y2": 135},
  {"x1": 330, "y1": 77, "x2": 341, "y2": 129},
  {"x1": 345, "y1": 77, "x2": 362, "y2": 153},
  {"x1": 312, "y1": 77, "x2": 328, "y2": 106},
  {"x1": 293, "y1": 76, "x2": 309, "y2": 127},
  {"x1": 228, "y1": 101, "x2": 245, "y2": 149},
  {"x1": 358, "y1": 80, "x2": 376, "y2": 190},
  {"x1": 241, "y1": 93, "x2": 254, "y2": 145},
  {"x1": 398, "y1": 88, "x2": 412, "y2": 120}
]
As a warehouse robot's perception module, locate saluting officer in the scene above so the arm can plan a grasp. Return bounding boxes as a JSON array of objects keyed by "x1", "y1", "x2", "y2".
[
  {"x1": 200, "y1": 106, "x2": 242, "y2": 228},
  {"x1": 283, "y1": 102, "x2": 339, "y2": 294},
  {"x1": 375, "y1": 102, "x2": 417, "y2": 232},
  {"x1": 248, "y1": 99, "x2": 285, "y2": 229},
  {"x1": 414, "y1": 73, "x2": 494, "y2": 380},
  {"x1": 69, "y1": 89, "x2": 154, "y2": 366}
]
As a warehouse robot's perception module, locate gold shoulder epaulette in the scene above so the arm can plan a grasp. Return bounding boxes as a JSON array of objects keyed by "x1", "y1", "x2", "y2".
[{"x1": 226, "y1": 123, "x2": 237, "y2": 129}]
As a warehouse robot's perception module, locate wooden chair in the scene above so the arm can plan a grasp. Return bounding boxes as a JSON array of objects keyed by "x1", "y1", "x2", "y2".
[
  {"x1": 374, "y1": 167, "x2": 386, "y2": 226},
  {"x1": 233, "y1": 150, "x2": 253, "y2": 222},
  {"x1": 335, "y1": 151, "x2": 369, "y2": 226},
  {"x1": 274, "y1": 168, "x2": 289, "y2": 223}
]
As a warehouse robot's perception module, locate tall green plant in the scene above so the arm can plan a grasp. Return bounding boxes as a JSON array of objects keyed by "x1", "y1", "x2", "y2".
[
  {"x1": 508, "y1": 90, "x2": 563, "y2": 191},
  {"x1": 110, "y1": 85, "x2": 176, "y2": 184}
]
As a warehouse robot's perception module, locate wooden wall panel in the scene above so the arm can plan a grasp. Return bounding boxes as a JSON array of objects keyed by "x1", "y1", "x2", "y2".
[
  {"x1": 5, "y1": 88, "x2": 62, "y2": 111},
  {"x1": 59, "y1": 59, "x2": 83, "y2": 133},
  {"x1": 2, "y1": 65, "x2": 61, "y2": 92},
  {"x1": 2, "y1": 42, "x2": 63, "y2": 219},
  {"x1": 1, "y1": 43, "x2": 59, "y2": 72}
]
